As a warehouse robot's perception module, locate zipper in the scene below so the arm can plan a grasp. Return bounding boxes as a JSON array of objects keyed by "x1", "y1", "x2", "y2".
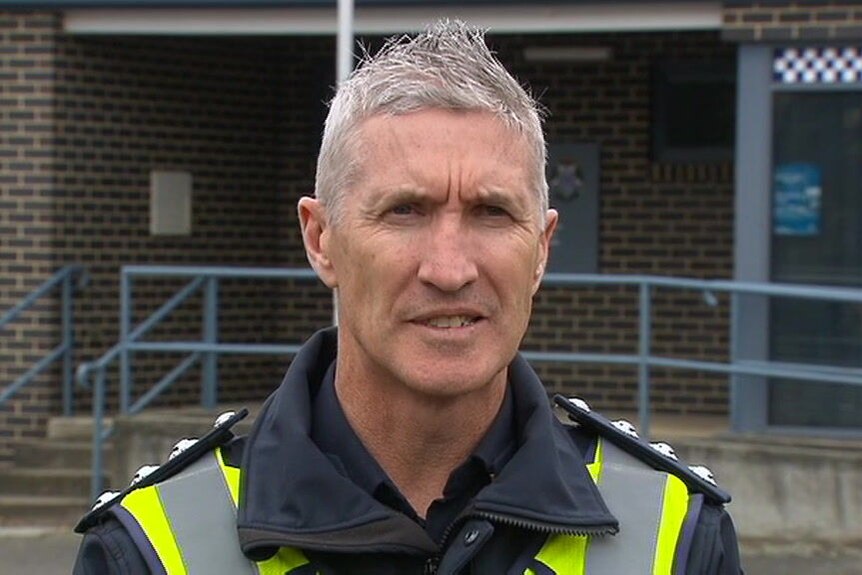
[
  {"x1": 429, "y1": 509, "x2": 616, "y2": 575},
  {"x1": 438, "y1": 507, "x2": 617, "y2": 551},
  {"x1": 470, "y1": 510, "x2": 617, "y2": 538},
  {"x1": 424, "y1": 555, "x2": 440, "y2": 574}
]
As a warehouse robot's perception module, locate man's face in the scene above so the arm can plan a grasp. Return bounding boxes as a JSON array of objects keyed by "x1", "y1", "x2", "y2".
[{"x1": 301, "y1": 109, "x2": 557, "y2": 398}]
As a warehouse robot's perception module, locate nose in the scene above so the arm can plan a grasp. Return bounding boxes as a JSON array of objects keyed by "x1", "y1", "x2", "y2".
[{"x1": 417, "y1": 217, "x2": 479, "y2": 292}]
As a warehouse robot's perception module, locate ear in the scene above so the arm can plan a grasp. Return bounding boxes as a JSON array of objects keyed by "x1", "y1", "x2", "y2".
[
  {"x1": 298, "y1": 196, "x2": 338, "y2": 289},
  {"x1": 532, "y1": 208, "x2": 559, "y2": 294}
]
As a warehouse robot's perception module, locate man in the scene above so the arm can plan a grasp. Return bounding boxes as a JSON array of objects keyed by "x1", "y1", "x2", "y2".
[{"x1": 74, "y1": 21, "x2": 742, "y2": 574}]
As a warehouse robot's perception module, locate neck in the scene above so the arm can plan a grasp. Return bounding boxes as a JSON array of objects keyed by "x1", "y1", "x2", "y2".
[{"x1": 334, "y1": 356, "x2": 507, "y2": 518}]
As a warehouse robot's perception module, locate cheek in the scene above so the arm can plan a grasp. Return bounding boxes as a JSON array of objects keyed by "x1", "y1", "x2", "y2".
[
  {"x1": 342, "y1": 239, "x2": 414, "y2": 303},
  {"x1": 516, "y1": 253, "x2": 544, "y2": 311},
  {"x1": 487, "y1": 248, "x2": 539, "y2": 302}
]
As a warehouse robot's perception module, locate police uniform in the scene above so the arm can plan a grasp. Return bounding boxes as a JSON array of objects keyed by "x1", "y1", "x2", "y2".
[{"x1": 73, "y1": 328, "x2": 743, "y2": 574}]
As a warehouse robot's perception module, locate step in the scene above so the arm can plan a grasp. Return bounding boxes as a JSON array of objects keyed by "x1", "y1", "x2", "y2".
[
  {"x1": 10, "y1": 439, "x2": 112, "y2": 470},
  {"x1": 0, "y1": 468, "x2": 103, "y2": 498},
  {"x1": 47, "y1": 416, "x2": 113, "y2": 441},
  {"x1": 0, "y1": 495, "x2": 90, "y2": 528}
]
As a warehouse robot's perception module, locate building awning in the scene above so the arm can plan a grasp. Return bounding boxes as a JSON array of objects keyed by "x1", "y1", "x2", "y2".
[
  {"x1": 6, "y1": 0, "x2": 719, "y2": 7},
  {"x1": 46, "y1": 1, "x2": 722, "y2": 35}
]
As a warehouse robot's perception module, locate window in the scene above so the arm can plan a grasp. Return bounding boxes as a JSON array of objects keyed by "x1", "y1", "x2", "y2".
[{"x1": 652, "y1": 61, "x2": 736, "y2": 163}]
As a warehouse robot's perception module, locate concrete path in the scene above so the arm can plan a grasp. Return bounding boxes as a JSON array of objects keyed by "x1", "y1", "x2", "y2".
[
  {"x1": 0, "y1": 529, "x2": 81, "y2": 575},
  {"x1": 744, "y1": 555, "x2": 861, "y2": 575},
  {"x1": 1, "y1": 528, "x2": 860, "y2": 575}
]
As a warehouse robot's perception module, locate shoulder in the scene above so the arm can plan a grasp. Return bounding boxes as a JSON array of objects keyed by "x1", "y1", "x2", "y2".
[
  {"x1": 73, "y1": 516, "x2": 149, "y2": 575},
  {"x1": 686, "y1": 503, "x2": 743, "y2": 575},
  {"x1": 553, "y1": 395, "x2": 731, "y2": 506},
  {"x1": 75, "y1": 409, "x2": 248, "y2": 534},
  {"x1": 555, "y1": 396, "x2": 743, "y2": 574}
]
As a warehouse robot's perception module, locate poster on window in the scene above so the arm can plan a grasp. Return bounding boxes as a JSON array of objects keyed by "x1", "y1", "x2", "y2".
[{"x1": 773, "y1": 163, "x2": 822, "y2": 236}]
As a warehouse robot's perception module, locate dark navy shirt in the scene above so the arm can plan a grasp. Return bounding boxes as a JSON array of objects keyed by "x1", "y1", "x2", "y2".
[{"x1": 310, "y1": 362, "x2": 516, "y2": 544}]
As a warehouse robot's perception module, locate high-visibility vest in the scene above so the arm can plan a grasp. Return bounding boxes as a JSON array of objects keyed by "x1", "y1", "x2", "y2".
[
  {"x1": 526, "y1": 438, "x2": 693, "y2": 575},
  {"x1": 113, "y1": 438, "x2": 693, "y2": 575}
]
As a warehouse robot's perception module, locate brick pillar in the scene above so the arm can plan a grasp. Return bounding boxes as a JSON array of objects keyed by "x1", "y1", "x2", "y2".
[
  {"x1": 0, "y1": 11, "x2": 62, "y2": 453},
  {"x1": 723, "y1": 1, "x2": 862, "y2": 42}
]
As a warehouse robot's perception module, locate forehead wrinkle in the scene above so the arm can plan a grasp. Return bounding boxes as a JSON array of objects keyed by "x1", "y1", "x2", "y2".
[
  {"x1": 447, "y1": 146, "x2": 459, "y2": 205},
  {"x1": 352, "y1": 119, "x2": 416, "y2": 201},
  {"x1": 355, "y1": 110, "x2": 536, "y2": 215},
  {"x1": 444, "y1": 150, "x2": 530, "y2": 212}
]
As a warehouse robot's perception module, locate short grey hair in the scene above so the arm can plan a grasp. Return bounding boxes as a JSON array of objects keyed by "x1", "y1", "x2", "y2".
[{"x1": 314, "y1": 20, "x2": 548, "y2": 224}]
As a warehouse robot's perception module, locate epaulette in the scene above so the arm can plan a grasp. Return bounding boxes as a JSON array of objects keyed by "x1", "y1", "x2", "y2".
[
  {"x1": 554, "y1": 395, "x2": 731, "y2": 506},
  {"x1": 74, "y1": 408, "x2": 248, "y2": 533}
]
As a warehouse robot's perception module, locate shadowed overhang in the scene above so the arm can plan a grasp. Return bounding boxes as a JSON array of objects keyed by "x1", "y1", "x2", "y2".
[{"x1": 1, "y1": 0, "x2": 724, "y2": 34}]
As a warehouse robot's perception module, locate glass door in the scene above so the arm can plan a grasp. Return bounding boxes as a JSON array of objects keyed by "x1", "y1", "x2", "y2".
[{"x1": 770, "y1": 91, "x2": 862, "y2": 428}]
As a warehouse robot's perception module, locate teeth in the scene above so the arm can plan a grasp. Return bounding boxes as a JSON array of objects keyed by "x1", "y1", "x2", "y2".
[{"x1": 426, "y1": 315, "x2": 475, "y2": 328}]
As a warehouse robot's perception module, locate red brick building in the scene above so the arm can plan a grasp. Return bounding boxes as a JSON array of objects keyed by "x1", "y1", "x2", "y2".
[{"x1": 2, "y1": 1, "x2": 861, "y2": 453}]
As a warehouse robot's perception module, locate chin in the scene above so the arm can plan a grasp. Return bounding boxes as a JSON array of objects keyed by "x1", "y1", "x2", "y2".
[{"x1": 399, "y1": 365, "x2": 506, "y2": 400}]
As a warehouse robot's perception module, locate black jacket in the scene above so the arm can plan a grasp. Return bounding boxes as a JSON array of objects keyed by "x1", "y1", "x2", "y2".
[{"x1": 74, "y1": 329, "x2": 742, "y2": 574}]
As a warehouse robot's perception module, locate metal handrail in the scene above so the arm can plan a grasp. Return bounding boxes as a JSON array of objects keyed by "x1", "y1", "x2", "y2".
[
  {"x1": 79, "y1": 266, "x2": 862, "y2": 500},
  {"x1": 544, "y1": 272, "x2": 862, "y2": 302},
  {"x1": 78, "y1": 266, "x2": 321, "y2": 498},
  {"x1": 0, "y1": 265, "x2": 88, "y2": 416},
  {"x1": 76, "y1": 278, "x2": 211, "y2": 500},
  {"x1": 537, "y1": 273, "x2": 862, "y2": 440}
]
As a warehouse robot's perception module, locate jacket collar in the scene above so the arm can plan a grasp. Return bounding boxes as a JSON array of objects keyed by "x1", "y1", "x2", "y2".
[{"x1": 237, "y1": 328, "x2": 618, "y2": 557}]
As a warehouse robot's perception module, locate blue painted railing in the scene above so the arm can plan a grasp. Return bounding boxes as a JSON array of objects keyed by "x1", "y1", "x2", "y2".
[
  {"x1": 77, "y1": 266, "x2": 320, "y2": 498},
  {"x1": 0, "y1": 265, "x2": 88, "y2": 416},
  {"x1": 78, "y1": 266, "x2": 862, "y2": 499}
]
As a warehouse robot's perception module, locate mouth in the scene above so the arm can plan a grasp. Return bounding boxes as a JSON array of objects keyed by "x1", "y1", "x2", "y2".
[{"x1": 415, "y1": 314, "x2": 483, "y2": 329}]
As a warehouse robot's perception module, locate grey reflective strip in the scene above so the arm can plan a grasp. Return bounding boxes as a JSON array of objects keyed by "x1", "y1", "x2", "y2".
[
  {"x1": 598, "y1": 438, "x2": 643, "y2": 468},
  {"x1": 585, "y1": 440, "x2": 667, "y2": 574},
  {"x1": 156, "y1": 452, "x2": 258, "y2": 575}
]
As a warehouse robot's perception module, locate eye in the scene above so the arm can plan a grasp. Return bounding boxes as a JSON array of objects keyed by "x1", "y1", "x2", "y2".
[
  {"x1": 477, "y1": 204, "x2": 511, "y2": 218},
  {"x1": 390, "y1": 204, "x2": 416, "y2": 216},
  {"x1": 382, "y1": 203, "x2": 423, "y2": 223}
]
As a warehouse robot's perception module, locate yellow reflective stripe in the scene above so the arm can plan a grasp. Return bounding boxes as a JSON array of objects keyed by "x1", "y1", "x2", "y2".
[
  {"x1": 121, "y1": 486, "x2": 187, "y2": 575},
  {"x1": 586, "y1": 462, "x2": 600, "y2": 483},
  {"x1": 257, "y1": 547, "x2": 314, "y2": 574},
  {"x1": 531, "y1": 534, "x2": 588, "y2": 575},
  {"x1": 212, "y1": 447, "x2": 313, "y2": 575},
  {"x1": 652, "y1": 474, "x2": 689, "y2": 575},
  {"x1": 528, "y1": 439, "x2": 600, "y2": 574},
  {"x1": 215, "y1": 447, "x2": 241, "y2": 506},
  {"x1": 586, "y1": 437, "x2": 603, "y2": 483}
]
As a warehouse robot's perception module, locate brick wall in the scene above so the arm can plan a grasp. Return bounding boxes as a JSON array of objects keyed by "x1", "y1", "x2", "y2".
[
  {"x1": 2, "y1": 26, "x2": 337, "y2": 450},
  {"x1": 724, "y1": 0, "x2": 862, "y2": 42},
  {"x1": 51, "y1": 34, "x2": 336, "y2": 412},
  {"x1": 492, "y1": 31, "x2": 736, "y2": 414},
  {"x1": 0, "y1": 12, "x2": 62, "y2": 454},
  {"x1": 2, "y1": 21, "x2": 738, "y2": 450}
]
